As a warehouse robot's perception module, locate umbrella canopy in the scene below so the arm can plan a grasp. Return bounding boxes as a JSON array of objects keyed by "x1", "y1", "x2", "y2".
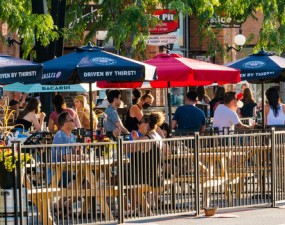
[
  {"x1": 97, "y1": 53, "x2": 240, "y2": 134},
  {"x1": 225, "y1": 48, "x2": 285, "y2": 83},
  {"x1": 3, "y1": 82, "x2": 100, "y2": 93},
  {"x1": 225, "y1": 48, "x2": 285, "y2": 129},
  {"x1": 42, "y1": 42, "x2": 156, "y2": 141},
  {"x1": 42, "y1": 43, "x2": 157, "y2": 84},
  {"x1": 97, "y1": 53, "x2": 240, "y2": 88},
  {"x1": 146, "y1": 53, "x2": 240, "y2": 87},
  {"x1": 0, "y1": 55, "x2": 43, "y2": 84}
]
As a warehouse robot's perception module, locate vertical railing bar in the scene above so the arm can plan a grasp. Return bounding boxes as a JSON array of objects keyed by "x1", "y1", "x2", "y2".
[
  {"x1": 169, "y1": 139, "x2": 173, "y2": 214},
  {"x1": 271, "y1": 128, "x2": 276, "y2": 207},
  {"x1": 99, "y1": 144, "x2": 103, "y2": 222},
  {"x1": 117, "y1": 137, "x2": 124, "y2": 224},
  {"x1": 194, "y1": 132, "x2": 200, "y2": 215}
]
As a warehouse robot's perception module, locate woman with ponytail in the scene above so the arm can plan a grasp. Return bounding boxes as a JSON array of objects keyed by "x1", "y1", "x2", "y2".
[{"x1": 264, "y1": 87, "x2": 285, "y2": 126}]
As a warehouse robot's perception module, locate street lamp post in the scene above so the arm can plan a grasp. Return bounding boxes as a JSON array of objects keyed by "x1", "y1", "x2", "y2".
[
  {"x1": 96, "y1": 31, "x2": 108, "y2": 47},
  {"x1": 227, "y1": 34, "x2": 246, "y2": 52}
]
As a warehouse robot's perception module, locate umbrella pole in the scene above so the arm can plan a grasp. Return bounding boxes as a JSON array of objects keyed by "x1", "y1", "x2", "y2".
[
  {"x1": 262, "y1": 82, "x2": 265, "y2": 130},
  {"x1": 89, "y1": 82, "x2": 94, "y2": 142},
  {"x1": 167, "y1": 82, "x2": 172, "y2": 135}
]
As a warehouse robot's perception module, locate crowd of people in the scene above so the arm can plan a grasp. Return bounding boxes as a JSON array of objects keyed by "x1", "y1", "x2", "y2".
[
  {"x1": 8, "y1": 84, "x2": 285, "y2": 135},
  {"x1": 6, "y1": 84, "x2": 285, "y2": 150}
]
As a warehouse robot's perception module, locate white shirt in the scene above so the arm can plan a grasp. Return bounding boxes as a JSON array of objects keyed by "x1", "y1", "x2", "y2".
[
  {"x1": 213, "y1": 104, "x2": 241, "y2": 134},
  {"x1": 267, "y1": 105, "x2": 285, "y2": 125},
  {"x1": 98, "y1": 99, "x2": 109, "y2": 108}
]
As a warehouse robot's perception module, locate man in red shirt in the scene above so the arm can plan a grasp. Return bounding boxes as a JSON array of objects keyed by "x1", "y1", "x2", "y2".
[{"x1": 237, "y1": 83, "x2": 248, "y2": 100}]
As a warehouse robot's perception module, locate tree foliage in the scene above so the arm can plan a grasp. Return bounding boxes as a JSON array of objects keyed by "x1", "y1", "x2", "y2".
[
  {"x1": 0, "y1": 0, "x2": 59, "y2": 58},
  {"x1": 1, "y1": 0, "x2": 285, "y2": 58}
]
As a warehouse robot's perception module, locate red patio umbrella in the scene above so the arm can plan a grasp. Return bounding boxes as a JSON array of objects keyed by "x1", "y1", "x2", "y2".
[
  {"x1": 97, "y1": 53, "x2": 240, "y2": 132},
  {"x1": 98, "y1": 53, "x2": 240, "y2": 88}
]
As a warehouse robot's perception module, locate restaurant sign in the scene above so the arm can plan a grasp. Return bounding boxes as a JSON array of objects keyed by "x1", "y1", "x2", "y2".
[
  {"x1": 209, "y1": 16, "x2": 243, "y2": 28},
  {"x1": 147, "y1": 34, "x2": 177, "y2": 46},
  {"x1": 150, "y1": 9, "x2": 179, "y2": 34}
]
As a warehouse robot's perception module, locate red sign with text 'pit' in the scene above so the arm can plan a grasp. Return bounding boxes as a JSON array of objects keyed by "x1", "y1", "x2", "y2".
[{"x1": 150, "y1": 9, "x2": 179, "y2": 34}]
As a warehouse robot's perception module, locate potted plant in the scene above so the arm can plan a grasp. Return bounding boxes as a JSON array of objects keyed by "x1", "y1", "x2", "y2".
[{"x1": 0, "y1": 147, "x2": 32, "y2": 189}]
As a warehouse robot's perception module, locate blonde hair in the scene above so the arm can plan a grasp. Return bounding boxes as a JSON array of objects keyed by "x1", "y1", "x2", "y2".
[{"x1": 75, "y1": 95, "x2": 88, "y2": 109}]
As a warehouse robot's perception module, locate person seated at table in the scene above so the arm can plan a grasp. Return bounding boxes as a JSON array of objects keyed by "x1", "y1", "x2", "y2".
[
  {"x1": 213, "y1": 91, "x2": 253, "y2": 135},
  {"x1": 196, "y1": 86, "x2": 211, "y2": 104},
  {"x1": 160, "y1": 122, "x2": 171, "y2": 138},
  {"x1": 51, "y1": 112, "x2": 88, "y2": 184},
  {"x1": 172, "y1": 91, "x2": 206, "y2": 135},
  {"x1": 51, "y1": 111, "x2": 88, "y2": 216},
  {"x1": 74, "y1": 94, "x2": 98, "y2": 130},
  {"x1": 9, "y1": 91, "x2": 27, "y2": 119},
  {"x1": 209, "y1": 86, "x2": 225, "y2": 117},
  {"x1": 132, "y1": 88, "x2": 142, "y2": 105},
  {"x1": 237, "y1": 83, "x2": 249, "y2": 100},
  {"x1": 129, "y1": 112, "x2": 165, "y2": 185},
  {"x1": 48, "y1": 94, "x2": 81, "y2": 132},
  {"x1": 240, "y1": 88, "x2": 257, "y2": 118},
  {"x1": 264, "y1": 87, "x2": 285, "y2": 126},
  {"x1": 14, "y1": 97, "x2": 46, "y2": 131},
  {"x1": 97, "y1": 89, "x2": 125, "y2": 108},
  {"x1": 124, "y1": 92, "x2": 154, "y2": 132},
  {"x1": 126, "y1": 112, "x2": 165, "y2": 212},
  {"x1": 103, "y1": 90, "x2": 129, "y2": 140}
]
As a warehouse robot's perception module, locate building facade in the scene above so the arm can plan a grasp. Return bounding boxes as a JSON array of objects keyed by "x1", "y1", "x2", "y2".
[{"x1": 0, "y1": 10, "x2": 266, "y2": 106}]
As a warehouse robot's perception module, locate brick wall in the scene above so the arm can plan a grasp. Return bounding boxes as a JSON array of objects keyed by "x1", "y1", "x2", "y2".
[
  {"x1": 0, "y1": 22, "x2": 19, "y2": 56},
  {"x1": 189, "y1": 11, "x2": 263, "y2": 64}
]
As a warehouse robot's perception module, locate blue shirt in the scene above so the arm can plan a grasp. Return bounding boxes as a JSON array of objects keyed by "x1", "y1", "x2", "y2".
[
  {"x1": 172, "y1": 105, "x2": 206, "y2": 132},
  {"x1": 103, "y1": 105, "x2": 120, "y2": 132},
  {"x1": 128, "y1": 130, "x2": 143, "y2": 140},
  {"x1": 52, "y1": 130, "x2": 76, "y2": 162}
]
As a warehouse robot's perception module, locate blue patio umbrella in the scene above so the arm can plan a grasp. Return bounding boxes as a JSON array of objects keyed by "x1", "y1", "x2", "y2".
[
  {"x1": 225, "y1": 49, "x2": 285, "y2": 83},
  {"x1": 0, "y1": 55, "x2": 43, "y2": 84},
  {"x1": 225, "y1": 48, "x2": 285, "y2": 129},
  {"x1": 42, "y1": 42, "x2": 156, "y2": 141},
  {"x1": 42, "y1": 43, "x2": 156, "y2": 84}
]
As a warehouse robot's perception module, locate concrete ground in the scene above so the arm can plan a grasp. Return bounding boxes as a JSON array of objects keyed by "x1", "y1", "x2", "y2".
[{"x1": 118, "y1": 204, "x2": 285, "y2": 225}]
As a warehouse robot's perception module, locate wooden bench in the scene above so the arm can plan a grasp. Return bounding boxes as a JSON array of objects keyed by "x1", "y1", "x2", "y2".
[{"x1": 28, "y1": 185, "x2": 121, "y2": 225}]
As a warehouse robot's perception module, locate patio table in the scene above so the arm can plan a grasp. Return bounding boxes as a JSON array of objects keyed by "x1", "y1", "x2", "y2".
[{"x1": 25, "y1": 157, "x2": 129, "y2": 224}]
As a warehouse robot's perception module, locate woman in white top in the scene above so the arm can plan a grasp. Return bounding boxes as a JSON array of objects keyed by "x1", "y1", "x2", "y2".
[{"x1": 264, "y1": 87, "x2": 285, "y2": 126}]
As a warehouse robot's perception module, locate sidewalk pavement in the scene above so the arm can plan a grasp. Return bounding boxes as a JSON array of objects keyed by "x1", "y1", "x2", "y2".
[{"x1": 119, "y1": 204, "x2": 285, "y2": 225}]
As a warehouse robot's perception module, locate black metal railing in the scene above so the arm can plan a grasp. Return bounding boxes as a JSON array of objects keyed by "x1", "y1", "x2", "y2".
[{"x1": 1, "y1": 129, "x2": 285, "y2": 224}]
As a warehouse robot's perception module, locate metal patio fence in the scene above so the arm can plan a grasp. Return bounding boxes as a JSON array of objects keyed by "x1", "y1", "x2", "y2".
[{"x1": 0, "y1": 128, "x2": 284, "y2": 224}]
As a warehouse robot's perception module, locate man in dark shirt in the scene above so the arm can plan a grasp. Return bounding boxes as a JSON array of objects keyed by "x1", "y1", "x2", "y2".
[{"x1": 172, "y1": 91, "x2": 206, "y2": 135}]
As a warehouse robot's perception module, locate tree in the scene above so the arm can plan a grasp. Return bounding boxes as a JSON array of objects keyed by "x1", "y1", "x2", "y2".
[
  {"x1": 0, "y1": 0, "x2": 59, "y2": 58},
  {"x1": 1, "y1": 0, "x2": 285, "y2": 58}
]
